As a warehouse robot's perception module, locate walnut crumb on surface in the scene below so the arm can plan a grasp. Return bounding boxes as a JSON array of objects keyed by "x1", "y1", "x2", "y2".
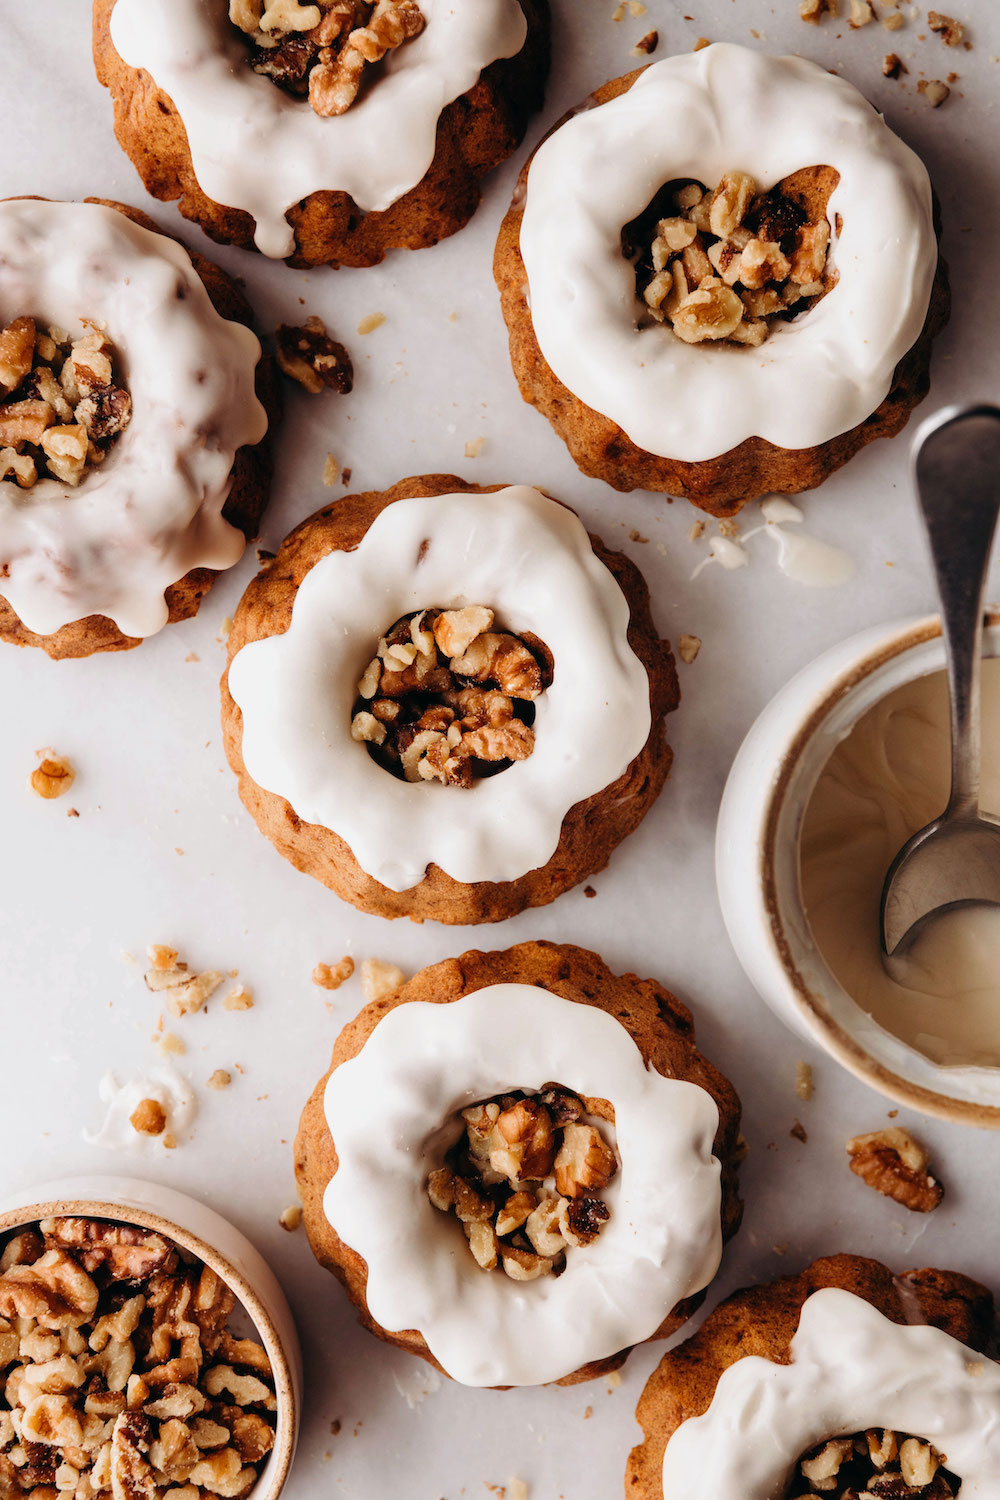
[
  {"x1": 144, "y1": 947, "x2": 226, "y2": 1019},
  {"x1": 846, "y1": 1127, "x2": 943, "y2": 1212},
  {"x1": 224, "y1": 985, "x2": 255, "y2": 1012},
  {"x1": 795, "y1": 1060, "x2": 814, "y2": 1100},
  {"x1": 279, "y1": 1206, "x2": 303, "y2": 1233},
  {"x1": 629, "y1": 528, "x2": 649, "y2": 543},
  {"x1": 29, "y1": 749, "x2": 75, "y2": 799},
  {"x1": 790, "y1": 1119, "x2": 808, "y2": 1143},
  {"x1": 357, "y1": 312, "x2": 386, "y2": 335},
  {"x1": 207, "y1": 1069, "x2": 232, "y2": 1091},
  {"x1": 360, "y1": 958, "x2": 406, "y2": 1004},
  {"x1": 158, "y1": 1033, "x2": 186, "y2": 1058},
  {"x1": 928, "y1": 10, "x2": 965, "y2": 45},
  {"x1": 632, "y1": 28, "x2": 658, "y2": 54},
  {"x1": 882, "y1": 9, "x2": 905, "y2": 28},
  {"x1": 799, "y1": 0, "x2": 837, "y2": 20},
  {"x1": 693, "y1": 35, "x2": 710, "y2": 49},
  {"x1": 917, "y1": 77, "x2": 951, "y2": 104},
  {"x1": 848, "y1": 0, "x2": 873, "y2": 25},
  {"x1": 313, "y1": 957, "x2": 355, "y2": 990},
  {"x1": 883, "y1": 51, "x2": 906, "y2": 76},
  {"x1": 677, "y1": 634, "x2": 701, "y2": 664},
  {"x1": 464, "y1": 436, "x2": 485, "y2": 458},
  {"x1": 508, "y1": 1482, "x2": 528, "y2": 1500},
  {"x1": 323, "y1": 453, "x2": 340, "y2": 486},
  {"x1": 275, "y1": 316, "x2": 353, "y2": 395},
  {"x1": 129, "y1": 1097, "x2": 167, "y2": 1136}
]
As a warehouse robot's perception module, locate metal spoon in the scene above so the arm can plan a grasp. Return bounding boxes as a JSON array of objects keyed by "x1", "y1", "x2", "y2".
[{"x1": 880, "y1": 403, "x2": 1000, "y2": 958}]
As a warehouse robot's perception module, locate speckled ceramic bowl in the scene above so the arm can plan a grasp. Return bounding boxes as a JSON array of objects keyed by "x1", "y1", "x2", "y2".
[
  {"x1": 0, "y1": 1174, "x2": 302, "y2": 1499},
  {"x1": 716, "y1": 611, "x2": 1000, "y2": 1127}
]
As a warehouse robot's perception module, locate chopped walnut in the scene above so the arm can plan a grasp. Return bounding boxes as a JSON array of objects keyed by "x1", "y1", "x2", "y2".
[
  {"x1": 29, "y1": 751, "x2": 75, "y2": 800},
  {"x1": 786, "y1": 1428, "x2": 957, "y2": 1496},
  {"x1": 677, "y1": 634, "x2": 701, "y2": 664},
  {"x1": 231, "y1": 0, "x2": 425, "y2": 117},
  {"x1": 130, "y1": 1099, "x2": 167, "y2": 1137},
  {"x1": 917, "y1": 78, "x2": 951, "y2": 107},
  {"x1": 631, "y1": 28, "x2": 658, "y2": 55},
  {"x1": 144, "y1": 948, "x2": 226, "y2": 1019},
  {"x1": 799, "y1": 0, "x2": 838, "y2": 20},
  {"x1": 275, "y1": 317, "x2": 353, "y2": 396},
  {"x1": 0, "y1": 1217, "x2": 277, "y2": 1499},
  {"x1": 359, "y1": 957, "x2": 405, "y2": 1004},
  {"x1": 0, "y1": 320, "x2": 131, "y2": 490},
  {"x1": 846, "y1": 1127, "x2": 944, "y2": 1213},
  {"x1": 928, "y1": 10, "x2": 964, "y2": 45},
  {"x1": 626, "y1": 170, "x2": 835, "y2": 347},
  {"x1": 312, "y1": 956, "x2": 354, "y2": 990},
  {"x1": 351, "y1": 607, "x2": 550, "y2": 787},
  {"x1": 427, "y1": 1087, "x2": 617, "y2": 1279}
]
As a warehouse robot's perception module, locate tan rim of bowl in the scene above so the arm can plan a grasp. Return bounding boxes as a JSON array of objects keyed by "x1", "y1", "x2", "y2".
[
  {"x1": 760, "y1": 611, "x2": 1000, "y2": 1129},
  {"x1": 0, "y1": 1196, "x2": 297, "y2": 1500}
]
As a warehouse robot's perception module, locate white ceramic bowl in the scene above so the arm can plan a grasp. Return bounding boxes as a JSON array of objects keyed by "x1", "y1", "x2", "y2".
[
  {"x1": 716, "y1": 611, "x2": 1000, "y2": 1127},
  {"x1": 0, "y1": 1174, "x2": 302, "y2": 1499}
]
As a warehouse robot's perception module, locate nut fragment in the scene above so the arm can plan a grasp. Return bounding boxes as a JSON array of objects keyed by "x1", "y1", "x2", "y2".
[
  {"x1": 846, "y1": 1127, "x2": 943, "y2": 1212},
  {"x1": 30, "y1": 752, "x2": 75, "y2": 800},
  {"x1": 917, "y1": 78, "x2": 951, "y2": 107},
  {"x1": 312, "y1": 956, "x2": 354, "y2": 990},
  {"x1": 791, "y1": 1426, "x2": 955, "y2": 1496},
  {"x1": 144, "y1": 949, "x2": 226, "y2": 1019},
  {"x1": 927, "y1": 10, "x2": 964, "y2": 45},
  {"x1": 275, "y1": 317, "x2": 353, "y2": 396},
  {"x1": 130, "y1": 1099, "x2": 167, "y2": 1137},
  {"x1": 360, "y1": 957, "x2": 405, "y2": 1004}
]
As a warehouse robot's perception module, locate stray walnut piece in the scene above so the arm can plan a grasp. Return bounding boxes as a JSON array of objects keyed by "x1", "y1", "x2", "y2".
[
  {"x1": 351, "y1": 605, "x2": 552, "y2": 788},
  {"x1": 0, "y1": 1216, "x2": 277, "y2": 1499},
  {"x1": 230, "y1": 0, "x2": 425, "y2": 117},
  {"x1": 274, "y1": 317, "x2": 353, "y2": 396},
  {"x1": 623, "y1": 170, "x2": 835, "y2": 348},
  {"x1": 427, "y1": 1086, "x2": 618, "y2": 1281},
  {"x1": 0, "y1": 318, "x2": 132, "y2": 490},
  {"x1": 846, "y1": 1127, "x2": 944, "y2": 1214},
  {"x1": 787, "y1": 1429, "x2": 959, "y2": 1498}
]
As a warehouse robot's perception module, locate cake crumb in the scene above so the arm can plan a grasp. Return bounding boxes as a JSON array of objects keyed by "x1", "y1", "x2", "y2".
[
  {"x1": 883, "y1": 51, "x2": 906, "y2": 76},
  {"x1": 606, "y1": 1370, "x2": 622, "y2": 1390},
  {"x1": 689, "y1": 519, "x2": 707, "y2": 541},
  {"x1": 693, "y1": 35, "x2": 711, "y2": 49},
  {"x1": 219, "y1": 616, "x2": 233, "y2": 641},
  {"x1": 584, "y1": 885, "x2": 597, "y2": 898},
  {"x1": 584, "y1": 1406, "x2": 593, "y2": 1419},
  {"x1": 279, "y1": 1205, "x2": 303, "y2": 1232},
  {"x1": 207, "y1": 1069, "x2": 232, "y2": 1091},
  {"x1": 917, "y1": 77, "x2": 951, "y2": 105},
  {"x1": 159, "y1": 1033, "x2": 186, "y2": 1059},
  {"x1": 464, "y1": 436, "x2": 485, "y2": 459},
  {"x1": 130, "y1": 1098, "x2": 167, "y2": 1137},
  {"x1": 323, "y1": 453, "x2": 340, "y2": 486},
  {"x1": 313, "y1": 957, "x2": 355, "y2": 990},
  {"x1": 678, "y1": 634, "x2": 701, "y2": 664},
  {"x1": 30, "y1": 750, "x2": 75, "y2": 800},
  {"x1": 361, "y1": 957, "x2": 406, "y2": 1004},
  {"x1": 185, "y1": 651, "x2": 200, "y2": 663},
  {"x1": 631, "y1": 28, "x2": 658, "y2": 54},
  {"x1": 330, "y1": 1420, "x2": 342, "y2": 1435},
  {"x1": 795, "y1": 1060, "x2": 814, "y2": 1100},
  {"x1": 629, "y1": 528, "x2": 649, "y2": 543},
  {"x1": 882, "y1": 10, "x2": 905, "y2": 28},
  {"x1": 509, "y1": 1482, "x2": 528, "y2": 1500},
  {"x1": 357, "y1": 312, "x2": 386, "y2": 335},
  {"x1": 790, "y1": 1119, "x2": 808, "y2": 1143},
  {"x1": 224, "y1": 984, "x2": 254, "y2": 1012}
]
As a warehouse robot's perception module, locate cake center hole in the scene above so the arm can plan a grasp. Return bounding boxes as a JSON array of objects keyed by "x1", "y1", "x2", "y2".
[
  {"x1": 228, "y1": 0, "x2": 426, "y2": 117},
  {"x1": 787, "y1": 1430, "x2": 959, "y2": 1497},
  {"x1": 0, "y1": 318, "x2": 132, "y2": 491},
  {"x1": 426, "y1": 1086, "x2": 618, "y2": 1281},
  {"x1": 351, "y1": 606, "x2": 553, "y2": 788},
  {"x1": 621, "y1": 167, "x2": 838, "y2": 348}
]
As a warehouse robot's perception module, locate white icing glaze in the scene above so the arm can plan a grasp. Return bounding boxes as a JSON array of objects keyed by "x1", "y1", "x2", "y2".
[
  {"x1": 519, "y1": 45, "x2": 937, "y2": 461},
  {"x1": 109, "y1": 0, "x2": 528, "y2": 259},
  {"x1": 322, "y1": 984, "x2": 723, "y2": 1387},
  {"x1": 0, "y1": 200, "x2": 266, "y2": 638},
  {"x1": 801, "y1": 659, "x2": 1000, "y2": 1068},
  {"x1": 661, "y1": 1288, "x2": 1000, "y2": 1496},
  {"x1": 760, "y1": 498, "x2": 856, "y2": 587},
  {"x1": 84, "y1": 1066, "x2": 197, "y2": 1153},
  {"x1": 227, "y1": 486, "x2": 652, "y2": 891}
]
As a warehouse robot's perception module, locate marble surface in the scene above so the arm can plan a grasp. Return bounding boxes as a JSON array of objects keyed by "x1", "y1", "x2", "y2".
[{"x1": 2, "y1": 2, "x2": 1000, "y2": 1496}]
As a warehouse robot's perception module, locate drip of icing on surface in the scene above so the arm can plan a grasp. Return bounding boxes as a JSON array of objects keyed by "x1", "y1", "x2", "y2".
[
  {"x1": 800, "y1": 660, "x2": 1000, "y2": 1068},
  {"x1": 690, "y1": 497, "x2": 854, "y2": 587},
  {"x1": 84, "y1": 1066, "x2": 197, "y2": 1152}
]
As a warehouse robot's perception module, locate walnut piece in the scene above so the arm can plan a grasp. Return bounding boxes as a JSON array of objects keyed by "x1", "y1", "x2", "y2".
[
  {"x1": 927, "y1": 10, "x2": 964, "y2": 45},
  {"x1": 426, "y1": 1088, "x2": 618, "y2": 1279},
  {"x1": 312, "y1": 956, "x2": 354, "y2": 990},
  {"x1": 275, "y1": 317, "x2": 353, "y2": 396},
  {"x1": 846, "y1": 1127, "x2": 944, "y2": 1213},
  {"x1": 143, "y1": 947, "x2": 226, "y2": 1019},
  {"x1": 30, "y1": 751, "x2": 75, "y2": 800},
  {"x1": 359, "y1": 957, "x2": 405, "y2": 1004},
  {"x1": 788, "y1": 1427, "x2": 955, "y2": 1497}
]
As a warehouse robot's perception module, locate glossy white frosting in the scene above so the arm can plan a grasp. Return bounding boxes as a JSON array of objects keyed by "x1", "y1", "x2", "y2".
[
  {"x1": 0, "y1": 199, "x2": 266, "y2": 639},
  {"x1": 109, "y1": 0, "x2": 528, "y2": 259},
  {"x1": 84, "y1": 1066, "x2": 197, "y2": 1154},
  {"x1": 661, "y1": 1287, "x2": 1000, "y2": 1496},
  {"x1": 323, "y1": 983, "x2": 723, "y2": 1387},
  {"x1": 227, "y1": 486, "x2": 652, "y2": 892},
  {"x1": 518, "y1": 45, "x2": 937, "y2": 462}
]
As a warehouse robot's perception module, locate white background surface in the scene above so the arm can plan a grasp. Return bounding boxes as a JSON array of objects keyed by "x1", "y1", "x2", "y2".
[{"x1": 3, "y1": 3, "x2": 1000, "y2": 1497}]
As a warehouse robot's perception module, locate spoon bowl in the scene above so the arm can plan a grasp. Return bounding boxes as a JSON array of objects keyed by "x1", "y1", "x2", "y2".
[{"x1": 880, "y1": 404, "x2": 1000, "y2": 956}]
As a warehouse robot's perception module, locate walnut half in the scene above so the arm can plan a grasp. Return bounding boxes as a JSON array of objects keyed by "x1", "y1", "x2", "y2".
[{"x1": 846, "y1": 1127, "x2": 944, "y2": 1213}]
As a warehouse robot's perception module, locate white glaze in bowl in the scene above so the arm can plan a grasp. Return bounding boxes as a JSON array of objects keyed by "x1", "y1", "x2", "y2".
[{"x1": 716, "y1": 612, "x2": 1000, "y2": 1125}]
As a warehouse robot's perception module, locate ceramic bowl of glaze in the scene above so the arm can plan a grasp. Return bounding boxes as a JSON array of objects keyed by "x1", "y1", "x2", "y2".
[
  {"x1": 716, "y1": 610, "x2": 1000, "y2": 1127},
  {"x1": 0, "y1": 1174, "x2": 302, "y2": 1500}
]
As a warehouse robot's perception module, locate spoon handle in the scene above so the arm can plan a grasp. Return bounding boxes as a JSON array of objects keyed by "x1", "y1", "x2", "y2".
[{"x1": 913, "y1": 404, "x2": 1000, "y2": 818}]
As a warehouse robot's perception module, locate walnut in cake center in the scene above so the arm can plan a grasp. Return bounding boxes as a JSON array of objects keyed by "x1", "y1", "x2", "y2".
[{"x1": 787, "y1": 1430, "x2": 959, "y2": 1498}]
